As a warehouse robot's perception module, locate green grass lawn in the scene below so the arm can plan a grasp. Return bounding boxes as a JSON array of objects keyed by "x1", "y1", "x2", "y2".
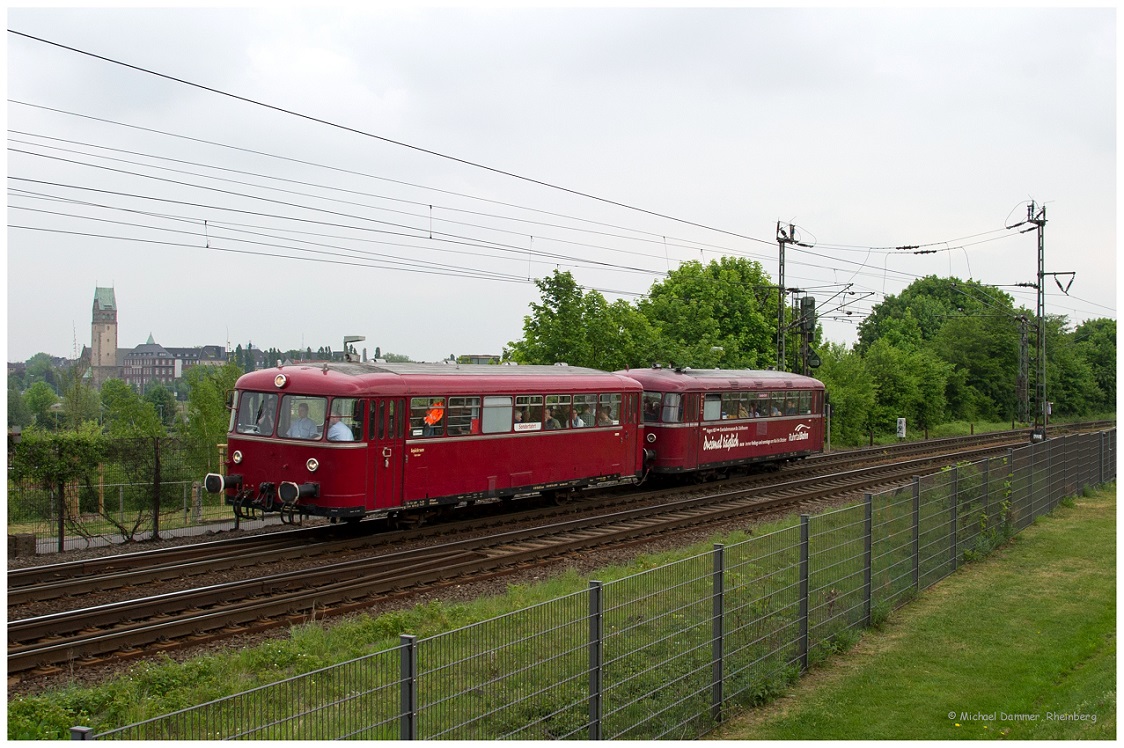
[{"x1": 707, "y1": 485, "x2": 1116, "y2": 740}]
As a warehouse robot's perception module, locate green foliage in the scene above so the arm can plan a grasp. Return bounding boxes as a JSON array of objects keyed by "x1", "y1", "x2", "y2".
[
  {"x1": 24, "y1": 380, "x2": 59, "y2": 429},
  {"x1": 506, "y1": 269, "x2": 659, "y2": 369},
  {"x1": 638, "y1": 257, "x2": 776, "y2": 368},
  {"x1": 1073, "y1": 318, "x2": 1116, "y2": 411},
  {"x1": 177, "y1": 363, "x2": 242, "y2": 475},
  {"x1": 863, "y1": 338, "x2": 950, "y2": 432},
  {"x1": 101, "y1": 379, "x2": 163, "y2": 438},
  {"x1": 816, "y1": 342, "x2": 876, "y2": 445},
  {"x1": 8, "y1": 422, "x2": 107, "y2": 489},
  {"x1": 8, "y1": 385, "x2": 33, "y2": 428},
  {"x1": 144, "y1": 382, "x2": 177, "y2": 428}
]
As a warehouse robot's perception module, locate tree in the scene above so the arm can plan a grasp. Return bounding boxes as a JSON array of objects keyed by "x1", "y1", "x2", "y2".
[
  {"x1": 857, "y1": 276, "x2": 1014, "y2": 353},
  {"x1": 8, "y1": 386, "x2": 32, "y2": 429},
  {"x1": 816, "y1": 342, "x2": 877, "y2": 446},
  {"x1": 100, "y1": 379, "x2": 163, "y2": 438},
  {"x1": 59, "y1": 363, "x2": 100, "y2": 430},
  {"x1": 638, "y1": 257, "x2": 777, "y2": 369},
  {"x1": 863, "y1": 338, "x2": 949, "y2": 433},
  {"x1": 24, "y1": 381, "x2": 59, "y2": 429},
  {"x1": 178, "y1": 363, "x2": 243, "y2": 475},
  {"x1": 1073, "y1": 318, "x2": 1116, "y2": 413},
  {"x1": 145, "y1": 382, "x2": 177, "y2": 428},
  {"x1": 929, "y1": 313, "x2": 1020, "y2": 421},
  {"x1": 507, "y1": 270, "x2": 596, "y2": 367},
  {"x1": 1043, "y1": 315, "x2": 1101, "y2": 418}
]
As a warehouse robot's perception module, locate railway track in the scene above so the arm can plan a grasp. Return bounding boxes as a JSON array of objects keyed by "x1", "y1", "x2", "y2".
[
  {"x1": 8, "y1": 427, "x2": 1028, "y2": 605},
  {"x1": 8, "y1": 430, "x2": 1052, "y2": 678}
]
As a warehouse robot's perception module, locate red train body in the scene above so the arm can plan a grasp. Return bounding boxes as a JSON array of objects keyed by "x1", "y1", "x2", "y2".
[
  {"x1": 204, "y1": 362, "x2": 826, "y2": 522},
  {"x1": 618, "y1": 367, "x2": 826, "y2": 476},
  {"x1": 206, "y1": 363, "x2": 646, "y2": 521}
]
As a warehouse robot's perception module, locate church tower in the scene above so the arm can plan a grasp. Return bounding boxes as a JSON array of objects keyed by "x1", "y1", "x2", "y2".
[{"x1": 91, "y1": 287, "x2": 118, "y2": 387}]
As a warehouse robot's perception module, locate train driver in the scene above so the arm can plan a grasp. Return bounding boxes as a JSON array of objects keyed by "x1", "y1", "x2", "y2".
[{"x1": 288, "y1": 403, "x2": 318, "y2": 439}]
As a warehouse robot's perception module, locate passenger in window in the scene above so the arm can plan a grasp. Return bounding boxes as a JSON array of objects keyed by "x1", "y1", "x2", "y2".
[
  {"x1": 327, "y1": 413, "x2": 354, "y2": 441},
  {"x1": 545, "y1": 406, "x2": 561, "y2": 430},
  {"x1": 514, "y1": 409, "x2": 524, "y2": 426},
  {"x1": 578, "y1": 405, "x2": 594, "y2": 426},
  {"x1": 571, "y1": 410, "x2": 585, "y2": 428},
  {"x1": 288, "y1": 403, "x2": 318, "y2": 439},
  {"x1": 424, "y1": 399, "x2": 445, "y2": 436},
  {"x1": 597, "y1": 407, "x2": 613, "y2": 426}
]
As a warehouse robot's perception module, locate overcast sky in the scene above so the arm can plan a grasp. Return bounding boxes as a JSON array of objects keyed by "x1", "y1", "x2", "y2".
[{"x1": 6, "y1": 6, "x2": 1116, "y2": 366}]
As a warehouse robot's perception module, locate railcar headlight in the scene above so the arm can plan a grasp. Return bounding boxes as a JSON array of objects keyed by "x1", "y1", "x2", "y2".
[
  {"x1": 274, "y1": 373, "x2": 288, "y2": 388},
  {"x1": 646, "y1": 432, "x2": 657, "y2": 443},
  {"x1": 306, "y1": 458, "x2": 319, "y2": 472},
  {"x1": 232, "y1": 450, "x2": 243, "y2": 464}
]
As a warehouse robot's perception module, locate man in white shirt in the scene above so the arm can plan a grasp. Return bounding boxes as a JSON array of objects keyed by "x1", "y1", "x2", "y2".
[{"x1": 327, "y1": 413, "x2": 353, "y2": 441}]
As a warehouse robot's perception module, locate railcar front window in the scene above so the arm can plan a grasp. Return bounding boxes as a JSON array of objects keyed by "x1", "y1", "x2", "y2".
[
  {"x1": 642, "y1": 392, "x2": 662, "y2": 422},
  {"x1": 234, "y1": 392, "x2": 279, "y2": 435},
  {"x1": 280, "y1": 396, "x2": 327, "y2": 440}
]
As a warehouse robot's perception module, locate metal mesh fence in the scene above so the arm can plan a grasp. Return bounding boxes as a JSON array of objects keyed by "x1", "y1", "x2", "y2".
[
  {"x1": 8, "y1": 437, "x2": 236, "y2": 553},
  {"x1": 78, "y1": 430, "x2": 1116, "y2": 740},
  {"x1": 96, "y1": 645, "x2": 401, "y2": 740}
]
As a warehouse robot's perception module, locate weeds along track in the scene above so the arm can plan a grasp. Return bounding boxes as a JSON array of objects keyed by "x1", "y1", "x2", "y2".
[{"x1": 6, "y1": 430, "x2": 1048, "y2": 679}]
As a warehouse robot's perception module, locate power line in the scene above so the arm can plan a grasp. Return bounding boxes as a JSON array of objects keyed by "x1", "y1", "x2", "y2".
[{"x1": 8, "y1": 30, "x2": 775, "y2": 245}]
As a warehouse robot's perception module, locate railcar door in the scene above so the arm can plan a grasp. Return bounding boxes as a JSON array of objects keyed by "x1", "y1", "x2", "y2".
[{"x1": 369, "y1": 398, "x2": 405, "y2": 509}]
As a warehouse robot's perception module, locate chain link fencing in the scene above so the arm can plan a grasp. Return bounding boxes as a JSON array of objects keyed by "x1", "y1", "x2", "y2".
[{"x1": 75, "y1": 430, "x2": 1115, "y2": 740}]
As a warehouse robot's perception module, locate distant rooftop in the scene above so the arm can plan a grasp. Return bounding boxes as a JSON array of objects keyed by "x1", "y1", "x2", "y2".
[{"x1": 93, "y1": 287, "x2": 116, "y2": 310}]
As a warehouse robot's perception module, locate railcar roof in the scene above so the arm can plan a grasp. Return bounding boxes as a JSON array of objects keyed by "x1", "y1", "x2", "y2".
[
  {"x1": 236, "y1": 361, "x2": 642, "y2": 396},
  {"x1": 618, "y1": 367, "x2": 824, "y2": 392}
]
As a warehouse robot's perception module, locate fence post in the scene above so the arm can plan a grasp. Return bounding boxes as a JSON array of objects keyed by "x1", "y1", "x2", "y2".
[
  {"x1": 152, "y1": 437, "x2": 162, "y2": 541},
  {"x1": 1099, "y1": 431, "x2": 1105, "y2": 486},
  {"x1": 589, "y1": 580, "x2": 604, "y2": 741},
  {"x1": 798, "y1": 515, "x2": 810, "y2": 671},
  {"x1": 711, "y1": 544, "x2": 725, "y2": 724},
  {"x1": 982, "y1": 459, "x2": 990, "y2": 532},
  {"x1": 399, "y1": 634, "x2": 417, "y2": 740},
  {"x1": 911, "y1": 477, "x2": 920, "y2": 591},
  {"x1": 69, "y1": 726, "x2": 94, "y2": 740},
  {"x1": 863, "y1": 494, "x2": 873, "y2": 627},
  {"x1": 1006, "y1": 448, "x2": 1016, "y2": 533},
  {"x1": 949, "y1": 466, "x2": 959, "y2": 573}
]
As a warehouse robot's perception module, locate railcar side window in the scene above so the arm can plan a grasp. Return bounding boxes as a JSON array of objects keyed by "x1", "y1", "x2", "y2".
[
  {"x1": 228, "y1": 391, "x2": 240, "y2": 433},
  {"x1": 280, "y1": 396, "x2": 326, "y2": 440},
  {"x1": 597, "y1": 393, "x2": 621, "y2": 425},
  {"x1": 545, "y1": 395, "x2": 571, "y2": 430},
  {"x1": 768, "y1": 393, "x2": 784, "y2": 417},
  {"x1": 798, "y1": 392, "x2": 811, "y2": 414},
  {"x1": 572, "y1": 394, "x2": 596, "y2": 427},
  {"x1": 515, "y1": 395, "x2": 543, "y2": 431},
  {"x1": 661, "y1": 393, "x2": 683, "y2": 423},
  {"x1": 482, "y1": 396, "x2": 512, "y2": 433},
  {"x1": 234, "y1": 391, "x2": 279, "y2": 435},
  {"x1": 410, "y1": 397, "x2": 446, "y2": 437},
  {"x1": 328, "y1": 398, "x2": 362, "y2": 441},
  {"x1": 642, "y1": 392, "x2": 662, "y2": 422},
  {"x1": 446, "y1": 397, "x2": 481, "y2": 436},
  {"x1": 703, "y1": 393, "x2": 722, "y2": 421}
]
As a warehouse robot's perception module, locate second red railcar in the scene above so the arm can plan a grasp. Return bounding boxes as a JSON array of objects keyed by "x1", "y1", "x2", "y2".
[{"x1": 618, "y1": 367, "x2": 826, "y2": 476}]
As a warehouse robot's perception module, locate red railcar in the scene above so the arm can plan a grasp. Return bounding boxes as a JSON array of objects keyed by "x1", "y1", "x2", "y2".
[
  {"x1": 205, "y1": 363, "x2": 645, "y2": 522},
  {"x1": 618, "y1": 367, "x2": 825, "y2": 476}
]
